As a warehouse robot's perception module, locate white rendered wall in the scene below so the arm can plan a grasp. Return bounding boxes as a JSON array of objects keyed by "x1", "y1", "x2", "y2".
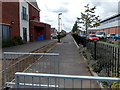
[{"x1": 19, "y1": 0, "x2": 29, "y2": 42}]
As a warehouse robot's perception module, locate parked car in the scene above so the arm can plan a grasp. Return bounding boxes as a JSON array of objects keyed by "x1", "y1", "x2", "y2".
[
  {"x1": 51, "y1": 33, "x2": 58, "y2": 39},
  {"x1": 114, "y1": 34, "x2": 120, "y2": 41},
  {"x1": 106, "y1": 34, "x2": 115, "y2": 38},
  {"x1": 95, "y1": 32, "x2": 106, "y2": 39},
  {"x1": 86, "y1": 34, "x2": 99, "y2": 41},
  {"x1": 78, "y1": 33, "x2": 86, "y2": 37}
]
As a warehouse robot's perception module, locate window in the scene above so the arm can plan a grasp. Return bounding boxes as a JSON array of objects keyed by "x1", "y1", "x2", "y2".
[
  {"x1": 23, "y1": 28, "x2": 27, "y2": 41},
  {"x1": 2, "y1": 25, "x2": 10, "y2": 42},
  {"x1": 22, "y1": 6, "x2": 27, "y2": 20}
]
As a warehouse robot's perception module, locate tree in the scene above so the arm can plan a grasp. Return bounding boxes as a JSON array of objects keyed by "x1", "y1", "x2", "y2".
[
  {"x1": 77, "y1": 4, "x2": 101, "y2": 34},
  {"x1": 72, "y1": 21, "x2": 79, "y2": 33}
]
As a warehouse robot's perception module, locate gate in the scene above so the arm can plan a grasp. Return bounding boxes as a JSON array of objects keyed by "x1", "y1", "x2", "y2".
[
  {"x1": 15, "y1": 72, "x2": 120, "y2": 89},
  {"x1": 3, "y1": 52, "x2": 59, "y2": 88}
]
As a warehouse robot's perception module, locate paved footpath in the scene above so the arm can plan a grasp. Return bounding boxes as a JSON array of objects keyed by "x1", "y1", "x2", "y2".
[
  {"x1": 2, "y1": 39, "x2": 57, "y2": 52},
  {"x1": 1, "y1": 39, "x2": 57, "y2": 89},
  {"x1": 52, "y1": 34, "x2": 98, "y2": 88},
  {"x1": 21, "y1": 34, "x2": 98, "y2": 88}
]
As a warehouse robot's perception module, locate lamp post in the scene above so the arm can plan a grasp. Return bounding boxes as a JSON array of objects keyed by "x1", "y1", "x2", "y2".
[
  {"x1": 58, "y1": 13, "x2": 62, "y2": 42},
  {"x1": 60, "y1": 18, "x2": 62, "y2": 32}
]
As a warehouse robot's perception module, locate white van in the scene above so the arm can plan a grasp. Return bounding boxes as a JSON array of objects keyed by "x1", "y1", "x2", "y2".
[{"x1": 95, "y1": 32, "x2": 106, "y2": 39}]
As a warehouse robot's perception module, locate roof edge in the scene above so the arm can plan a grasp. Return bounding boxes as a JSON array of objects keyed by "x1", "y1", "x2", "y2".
[
  {"x1": 101, "y1": 13, "x2": 120, "y2": 23},
  {"x1": 25, "y1": 0, "x2": 41, "y2": 11}
]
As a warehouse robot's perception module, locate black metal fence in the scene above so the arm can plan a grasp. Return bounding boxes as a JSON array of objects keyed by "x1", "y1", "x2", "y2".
[{"x1": 72, "y1": 34, "x2": 120, "y2": 77}]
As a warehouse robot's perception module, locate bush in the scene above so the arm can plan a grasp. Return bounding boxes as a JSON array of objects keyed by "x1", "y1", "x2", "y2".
[
  {"x1": 12, "y1": 36, "x2": 24, "y2": 45},
  {"x1": 99, "y1": 69, "x2": 108, "y2": 77},
  {"x1": 111, "y1": 81, "x2": 120, "y2": 89},
  {"x1": 114, "y1": 40, "x2": 120, "y2": 45},
  {"x1": 91, "y1": 61, "x2": 103, "y2": 73},
  {"x1": 100, "y1": 39, "x2": 107, "y2": 42},
  {"x1": 60, "y1": 33, "x2": 66, "y2": 38},
  {"x1": 79, "y1": 44, "x2": 103, "y2": 73},
  {"x1": 2, "y1": 36, "x2": 24, "y2": 48},
  {"x1": 101, "y1": 76, "x2": 120, "y2": 89}
]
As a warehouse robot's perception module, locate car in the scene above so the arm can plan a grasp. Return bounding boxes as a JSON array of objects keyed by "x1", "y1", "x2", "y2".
[
  {"x1": 114, "y1": 34, "x2": 120, "y2": 41},
  {"x1": 51, "y1": 33, "x2": 58, "y2": 39},
  {"x1": 86, "y1": 34, "x2": 99, "y2": 41},
  {"x1": 78, "y1": 33, "x2": 87, "y2": 37},
  {"x1": 80, "y1": 34, "x2": 86, "y2": 37},
  {"x1": 95, "y1": 32, "x2": 106, "y2": 39},
  {"x1": 106, "y1": 34, "x2": 115, "y2": 38}
]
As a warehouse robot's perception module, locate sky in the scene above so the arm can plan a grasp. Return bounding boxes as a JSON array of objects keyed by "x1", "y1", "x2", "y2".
[{"x1": 36, "y1": 0, "x2": 120, "y2": 32}]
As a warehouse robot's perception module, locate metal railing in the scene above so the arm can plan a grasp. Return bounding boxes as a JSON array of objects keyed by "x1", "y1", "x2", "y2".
[
  {"x1": 3, "y1": 52, "x2": 59, "y2": 88},
  {"x1": 86, "y1": 41, "x2": 120, "y2": 77},
  {"x1": 15, "y1": 72, "x2": 120, "y2": 89},
  {"x1": 73, "y1": 35, "x2": 120, "y2": 77}
]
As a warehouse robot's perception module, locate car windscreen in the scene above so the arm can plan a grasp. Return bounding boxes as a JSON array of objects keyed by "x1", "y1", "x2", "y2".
[
  {"x1": 89, "y1": 35, "x2": 97, "y2": 37},
  {"x1": 111, "y1": 34, "x2": 115, "y2": 36},
  {"x1": 115, "y1": 34, "x2": 120, "y2": 36},
  {"x1": 118, "y1": 34, "x2": 120, "y2": 36},
  {"x1": 96, "y1": 32, "x2": 104, "y2": 35}
]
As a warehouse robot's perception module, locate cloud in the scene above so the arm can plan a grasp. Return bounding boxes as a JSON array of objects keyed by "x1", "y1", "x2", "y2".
[
  {"x1": 91, "y1": 2, "x2": 102, "y2": 6},
  {"x1": 62, "y1": 2, "x2": 69, "y2": 5},
  {"x1": 36, "y1": 0, "x2": 120, "y2": 32},
  {"x1": 49, "y1": 6, "x2": 69, "y2": 13},
  {"x1": 94, "y1": 1, "x2": 118, "y2": 20}
]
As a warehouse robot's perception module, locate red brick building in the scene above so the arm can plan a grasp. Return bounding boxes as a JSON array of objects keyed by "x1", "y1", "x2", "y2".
[
  {"x1": 28, "y1": 1, "x2": 51, "y2": 41},
  {"x1": 1, "y1": 0, "x2": 51, "y2": 42}
]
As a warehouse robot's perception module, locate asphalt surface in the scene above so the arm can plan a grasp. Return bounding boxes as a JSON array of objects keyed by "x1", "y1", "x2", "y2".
[{"x1": 18, "y1": 34, "x2": 98, "y2": 88}]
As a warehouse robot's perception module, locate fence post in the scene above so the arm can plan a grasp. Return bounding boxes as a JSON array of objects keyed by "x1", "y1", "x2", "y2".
[
  {"x1": 15, "y1": 74, "x2": 19, "y2": 89},
  {"x1": 3, "y1": 54, "x2": 7, "y2": 88},
  {"x1": 94, "y1": 41, "x2": 97, "y2": 60},
  {"x1": 117, "y1": 48, "x2": 119, "y2": 77}
]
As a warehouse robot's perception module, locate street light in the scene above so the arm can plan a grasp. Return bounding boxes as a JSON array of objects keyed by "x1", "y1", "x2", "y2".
[
  {"x1": 58, "y1": 13, "x2": 62, "y2": 43},
  {"x1": 58, "y1": 13, "x2": 62, "y2": 32}
]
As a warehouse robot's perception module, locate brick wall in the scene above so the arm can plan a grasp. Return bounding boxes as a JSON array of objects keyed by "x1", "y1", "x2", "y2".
[
  {"x1": 97, "y1": 26, "x2": 120, "y2": 34},
  {"x1": 29, "y1": 3, "x2": 51, "y2": 41},
  {"x1": 44, "y1": 24, "x2": 51, "y2": 39},
  {"x1": 2, "y1": 2, "x2": 20, "y2": 40},
  {"x1": 29, "y1": 4, "x2": 40, "y2": 21},
  {"x1": 30, "y1": 21, "x2": 51, "y2": 41},
  {"x1": 88, "y1": 26, "x2": 120, "y2": 34}
]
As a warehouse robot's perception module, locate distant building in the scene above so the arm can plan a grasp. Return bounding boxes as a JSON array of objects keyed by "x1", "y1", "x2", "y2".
[
  {"x1": 76, "y1": 30, "x2": 85, "y2": 34},
  {"x1": 88, "y1": 14, "x2": 120, "y2": 34},
  {"x1": 97, "y1": 14, "x2": 120, "y2": 34},
  {"x1": 1, "y1": 0, "x2": 51, "y2": 42}
]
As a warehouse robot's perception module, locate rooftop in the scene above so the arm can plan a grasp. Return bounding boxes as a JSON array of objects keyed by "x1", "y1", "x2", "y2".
[
  {"x1": 101, "y1": 13, "x2": 120, "y2": 23},
  {"x1": 27, "y1": 0, "x2": 40, "y2": 11}
]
